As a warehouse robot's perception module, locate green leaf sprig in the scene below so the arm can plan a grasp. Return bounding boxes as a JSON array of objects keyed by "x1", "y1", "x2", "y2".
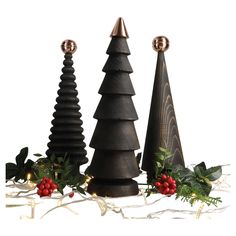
[
  {"x1": 150, "y1": 147, "x2": 223, "y2": 206},
  {"x1": 6, "y1": 147, "x2": 34, "y2": 182}
]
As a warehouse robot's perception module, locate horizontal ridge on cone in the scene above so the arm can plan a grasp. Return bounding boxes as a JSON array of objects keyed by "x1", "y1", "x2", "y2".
[
  {"x1": 103, "y1": 55, "x2": 133, "y2": 73},
  {"x1": 56, "y1": 96, "x2": 79, "y2": 103},
  {"x1": 90, "y1": 120, "x2": 140, "y2": 150},
  {"x1": 99, "y1": 72, "x2": 135, "y2": 95},
  {"x1": 106, "y1": 37, "x2": 130, "y2": 55},
  {"x1": 60, "y1": 74, "x2": 76, "y2": 80},
  {"x1": 49, "y1": 133, "x2": 85, "y2": 140},
  {"x1": 50, "y1": 126, "x2": 84, "y2": 133},
  {"x1": 87, "y1": 178, "x2": 139, "y2": 197},
  {"x1": 54, "y1": 103, "x2": 80, "y2": 110},
  {"x1": 53, "y1": 111, "x2": 82, "y2": 118},
  {"x1": 57, "y1": 89, "x2": 78, "y2": 96},
  {"x1": 94, "y1": 95, "x2": 138, "y2": 120},
  {"x1": 88, "y1": 150, "x2": 139, "y2": 179},
  {"x1": 47, "y1": 141, "x2": 86, "y2": 148}
]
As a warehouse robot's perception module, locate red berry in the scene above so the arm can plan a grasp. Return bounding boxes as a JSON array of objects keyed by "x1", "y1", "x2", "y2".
[
  {"x1": 45, "y1": 183, "x2": 50, "y2": 189},
  {"x1": 69, "y1": 192, "x2": 74, "y2": 198},
  {"x1": 169, "y1": 189, "x2": 175, "y2": 195},
  {"x1": 163, "y1": 182, "x2": 169, "y2": 188},
  {"x1": 159, "y1": 186, "x2": 166, "y2": 194},
  {"x1": 155, "y1": 181, "x2": 161, "y2": 187},
  {"x1": 172, "y1": 180, "x2": 176, "y2": 184},
  {"x1": 42, "y1": 189, "x2": 49, "y2": 196},
  {"x1": 171, "y1": 184, "x2": 177, "y2": 189},
  {"x1": 49, "y1": 189, "x2": 53, "y2": 193},
  {"x1": 37, "y1": 189, "x2": 42, "y2": 196},
  {"x1": 51, "y1": 183, "x2": 58, "y2": 190},
  {"x1": 165, "y1": 187, "x2": 170, "y2": 193},
  {"x1": 47, "y1": 178, "x2": 53, "y2": 184},
  {"x1": 39, "y1": 184, "x2": 45, "y2": 190},
  {"x1": 161, "y1": 174, "x2": 167, "y2": 181},
  {"x1": 167, "y1": 176, "x2": 173, "y2": 184}
]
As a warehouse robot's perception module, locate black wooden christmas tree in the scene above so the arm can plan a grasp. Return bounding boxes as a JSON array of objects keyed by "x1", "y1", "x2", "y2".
[
  {"x1": 87, "y1": 18, "x2": 140, "y2": 197},
  {"x1": 141, "y1": 36, "x2": 185, "y2": 182},
  {"x1": 46, "y1": 40, "x2": 88, "y2": 171}
]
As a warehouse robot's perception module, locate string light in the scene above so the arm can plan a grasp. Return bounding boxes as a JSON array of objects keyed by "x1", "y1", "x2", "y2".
[
  {"x1": 85, "y1": 176, "x2": 92, "y2": 184},
  {"x1": 26, "y1": 173, "x2": 31, "y2": 182},
  {"x1": 5, "y1": 168, "x2": 231, "y2": 219}
]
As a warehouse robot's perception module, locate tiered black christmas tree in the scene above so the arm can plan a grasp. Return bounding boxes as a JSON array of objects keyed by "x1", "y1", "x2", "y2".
[
  {"x1": 46, "y1": 40, "x2": 88, "y2": 171},
  {"x1": 87, "y1": 18, "x2": 140, "y2": 197},
  {"x1": 141, "y1": 36, "x2": 185, "y2": 182}
]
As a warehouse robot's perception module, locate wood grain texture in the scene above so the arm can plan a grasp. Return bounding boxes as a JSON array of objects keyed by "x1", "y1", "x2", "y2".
[{"x1": 141, "y1": 52, "x2": 184, "y2": 181}]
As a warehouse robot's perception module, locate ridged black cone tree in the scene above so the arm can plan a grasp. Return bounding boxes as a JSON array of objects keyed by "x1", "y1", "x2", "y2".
[
  {"x1": 87, "y1": 18, "x2": 140, "y2": 197},
  {"x1": 46, "y1": 40, "x2": 88, "y2": 170},
  {"x1": 141, "y1": 36, "x2": 185, "y2": 182}
]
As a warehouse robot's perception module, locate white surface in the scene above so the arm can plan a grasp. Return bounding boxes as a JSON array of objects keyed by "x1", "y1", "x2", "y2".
[
  {"x1": 1, "y1": 0, "x2": 236, "y2": 234},
  {"x1": 5, "y1": 170, "x2": 231, "y2": 220}
]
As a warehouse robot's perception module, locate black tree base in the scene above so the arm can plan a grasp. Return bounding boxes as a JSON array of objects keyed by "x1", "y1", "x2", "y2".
[{"x1": 87, "y1": 179, "x2": 139, "y2": 197}]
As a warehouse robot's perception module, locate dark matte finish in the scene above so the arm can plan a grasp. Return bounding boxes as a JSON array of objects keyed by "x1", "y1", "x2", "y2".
[
  {"x1": 90, "y1": 121, "x2": 140, "y2": 150},
  {"x1": 99, "y1": 73, "x2": 135, "y2": 95},
  {"x1": 87, "y1": 179, "x2": 139, "y2": 197},
  {"x1": 103, "y1": 55, "x2": 133, "y2": 73},
  {"x1": 88, "y1": 150, "x2": 139, "y2": 179},
  {"x1": 141, "y1": 52, "x2": 184, "y2": 181},
  {"x1": 94, "y1": 95, "x2": 138, "y2": 120},
  {"x1": 87, "y1": 19, "x2": 140, "y2": 197},
  {"x1": 106, "y1": 37, "x2": 130, "y2": 55},
  {"x1": 46, "y1": 53, "x2": 88, "y2": 167}
]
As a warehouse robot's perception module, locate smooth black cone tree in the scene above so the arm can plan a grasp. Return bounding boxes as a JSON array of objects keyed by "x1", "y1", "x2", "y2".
[
  {"x1": 46, "y1": 40, "x2": 88, "y2": 171},
  {"x1": 87, "y1": 18, "x2": 140, "y2": 197},
  {"x1": 141, "y1": 36, "x2": 185, "y2": 182}
]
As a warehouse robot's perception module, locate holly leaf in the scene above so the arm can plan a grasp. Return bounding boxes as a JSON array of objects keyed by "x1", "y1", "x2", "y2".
[
  {"x1": 204, "y1": 166, "x2": 222, "y2": 181},
  {"x1": 57, "y1": 183, "x2": 66, "y2": 195},
  {"x1": 16, "y1": 147, "x2": 28, "y2": 167},
  {"x1": 195, "y1": 162, "x2": 207, "y2": 170},
  {"x1": 194, "y1": 162, "x2": 222, "y2": 182},
  {"x1": 193, "y1": 162, "x2": 207, "y2": 178},
  {"x1": 6, "y1": 163, "x2": 18, "y2": 180}
]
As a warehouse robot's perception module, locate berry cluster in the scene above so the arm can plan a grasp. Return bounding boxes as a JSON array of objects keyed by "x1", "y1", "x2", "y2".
[
  {"x1": 154, "y1": 174, "x2": 177, "y2": 195},
  {"x1": 36, "y1": 177, "x2": 58, "y2": 197}
]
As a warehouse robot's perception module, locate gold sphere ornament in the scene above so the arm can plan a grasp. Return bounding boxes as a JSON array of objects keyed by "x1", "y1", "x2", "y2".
[
  {"x1": 152, "y1": 36, "x2": 169, "y2": 52},
  {"x1": 61, "y1": 39, "x2": 77, "y2": 54}
]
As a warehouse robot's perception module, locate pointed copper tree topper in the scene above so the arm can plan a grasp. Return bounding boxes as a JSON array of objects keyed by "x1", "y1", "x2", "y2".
[
  {"x1": 87, "y1": 18, "x2": 140, "y2": 197},
  {"x1": 141, "y1": 36, "x2": 185, "y2": 182},
  {"x1": 110, "y1": 17, "x2": 129, "y2": 38}
]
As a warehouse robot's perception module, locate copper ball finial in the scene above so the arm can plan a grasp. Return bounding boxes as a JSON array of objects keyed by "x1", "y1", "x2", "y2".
[
  {"x1": 152, "y1": 36, "x2": 169, "y2": 52},
  {"x1": 61, "y1": 39, "x2": 77, "y2": 54}
]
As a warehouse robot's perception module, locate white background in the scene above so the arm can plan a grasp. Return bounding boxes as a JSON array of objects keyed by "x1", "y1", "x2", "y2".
[{"x1": 1, "y1": 0, "x2": 235, "y2": 234}]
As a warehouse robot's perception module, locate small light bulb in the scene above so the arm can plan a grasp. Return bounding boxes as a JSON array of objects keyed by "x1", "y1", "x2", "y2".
[
  {"x1": 27, "y1": 173, "x2": 31, "y2": 181},
  {"x1": 85, "y1": 176, "x2": 92, "y2": 184}
]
